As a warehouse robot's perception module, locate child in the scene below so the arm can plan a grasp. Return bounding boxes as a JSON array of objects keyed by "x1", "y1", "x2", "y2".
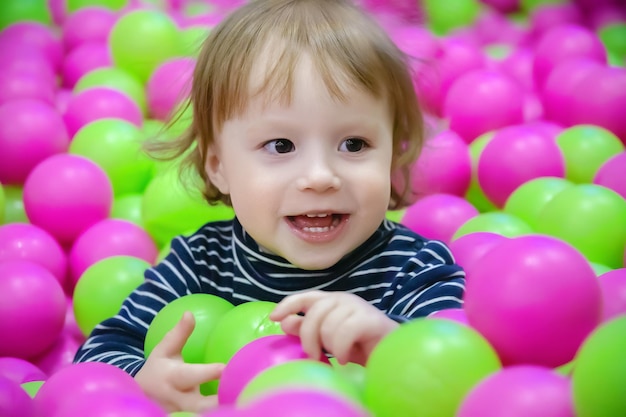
[{"x1": 74, "y1": 0, "x2": 465, "y2": 413}]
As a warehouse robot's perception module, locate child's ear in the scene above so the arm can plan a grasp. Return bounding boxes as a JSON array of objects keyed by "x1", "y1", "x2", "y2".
[{"x1": 204, "y1": 144, "x2": 230, "y2": 194}]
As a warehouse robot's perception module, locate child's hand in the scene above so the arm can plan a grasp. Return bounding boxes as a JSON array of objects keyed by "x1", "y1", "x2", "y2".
[
  {"x1": 135, "y1": 312, "x2": 224, "y2": 413},
  {"x1": 269, "y1": 291, "x2": 398, "y2": 366}
]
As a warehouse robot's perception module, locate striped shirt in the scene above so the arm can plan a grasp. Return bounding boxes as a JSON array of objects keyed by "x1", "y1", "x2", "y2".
[{"x1": 74, "y1": 217, "x2": 465, "y2": 375}]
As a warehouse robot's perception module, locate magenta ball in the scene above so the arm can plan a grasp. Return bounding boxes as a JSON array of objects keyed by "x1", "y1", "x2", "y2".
[
  {"x1": 0, "y1": 45, "x2": 57, "y2": 85},
  {"x1": 0, "y1": 222, "x2": 68, "y2": 286},
  {"x1": 457, "y1": 365, "x2": 574, "y2": 417},
  {"x1": 23, "y1": 154, "x2": 113, "y2": 247},
  {"x1": 464, "y1": 235, "x2": 602, "y2": 367},
  {"x1": 0, "y1": 99, "x2": 70, "y2": 185},
  {"x1": 478, "y1": 0, "x2": 519, "y2": 14},
  {"x1": 0, "y1": 357, "x2": 47, "y2": 384},
  {"x1": 56, "y1": 390, "x2": 168, "y2": 417},
  {"x1": 594, "y1": 152, "x2": 626, "y2": 199},
  {"x1": 245, "y1": 389, "x2": 371, "y2": 417},
  {"x1": 0, "y1": 22, "x2": 63, "y2": 72},
  {"x1": 0, "y1": 261, "x2": 66, "y2": 360},
  {"x1": 444, "y1": 69, "x2": 525, "y2": 143},
  {"x1": 61, "y1": 41, "x2": 113, "y2": 88},
  {"x1": 33, "y1": 362, "x2": 144, "y2": 417},
  {"x1": 477, "y1": 123, "x2": 565, "y2": 207},
  {"x1": 147, "y1": 57, "x2": 195, "y2": 121},
  {"x1": 529, "y1": 3, "x2": 584, "y2": 40},
  {"x1": 68, "y1": 218, "x2": 157, "y2": 290},
  {"x1": 410, "y1": 129, "x2": 472, "y2": 197},
  {"x1": 597, "y1": 268, "x2": 626, "y2": 322},
  {"x1": 219, "y1": 335, "x2": 327, "y2": 405},
  {"x1": 532, "y1": 24, "x2": 607, "y2": 91},
  {"x1": 32, "y1": 331, "x2": 83, "y2": 377},
  {"x1": 449, "y1": 232, "x2": 508, "y2": 276},
  {"x1": 429, "y1": 308, "x2": 469, "y2": 326},
  {"x1": 0, "y1": 375, "x2": 36, "y2": 417},
  {"x1": 62, "y1": 6, "x2": 117, "y2": 52},
  {"x1": 401, "y1": 194, "x2": 478, "y2": 244},
  {"x1": 0, "y1": 69, "x2": 56, "y2": 105},
  {"x1": 62, "y1": 87, "x2": 143, "y2": 137}
]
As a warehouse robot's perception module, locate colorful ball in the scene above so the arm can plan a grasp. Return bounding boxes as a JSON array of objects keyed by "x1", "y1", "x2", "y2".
[
  {"x1": 429, "y1": 308, "x2": 469, "y2": 325},
  {"x1": 23, "y1": 154, "x2": 113, "y2": 247},
  {"x1": 464, "y1": 235, "x2": 603, "y2": 367},
  {"x1": 245, "y1": 389, "x2": 371, "y2": 417},
  {"x1": 31, "y1": 330, "x2": 83, "y2": 377},
  {"x1": 0, "y1": 260, "x2": 67, "y2": 360},
  {"x1": 0, "y1": 375, "x2": 36, "y2": 417},
  {"x1": 363, "y1": 318, "x2": 501, "y2": 417},
  {"x1": 0, "y1": 357, "x2": 46, "y2": 384},
  {"x1": 147, "y1": 57, "x2": 195, "y2": 121},
  {"x1": 60, "y1": 41, "x2": 112, "y2": 88},
  {"x1": 421, "y1": 0, "x2": 481, "y2": 36},
  {"x1": 61, "y1": 6, "x2": 117, "y2": 52},
  {"x1": 74, "y1": 67, "x2": 148, "y2": 115},
  {"x1": 66, "y1": 0, "x2": 128, "y2": 13},
  {"x1": 55, "y1": 390, "x2": 168, "y2": 417},
  {"x1": 0, "y1": 22, "x2": 62, "y2": 71},
  {"x1": 453, "y1": 211, "x2": 533, "y2": 240},
  {"x1": 597, "y1": 268, "x2": 626, "y2": 321},
  {"x1": 111, "y1": 193, "x2": 145, "y2": 226},
  {"x1": 0, "y1": 68, "x2": 56, "y2": 105},
  {"x1": 594, "y1": 152, "x2": 626, "y2": 199},
  {"x1": 449, "y1": 232, "x2": 508, "y2": 275},
  {"x1": 2, "y1": 185, "x2": 27, "y2": 223}
]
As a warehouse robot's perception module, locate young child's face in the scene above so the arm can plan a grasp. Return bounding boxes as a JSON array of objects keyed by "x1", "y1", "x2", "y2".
[{"x1": 206, "y1": 54, "x2": 394, "y2": 270}]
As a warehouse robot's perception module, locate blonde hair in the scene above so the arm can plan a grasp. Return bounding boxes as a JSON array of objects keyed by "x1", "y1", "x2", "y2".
[{"x1": 148, "y1": 0, "x2": 424, "y2": 210}]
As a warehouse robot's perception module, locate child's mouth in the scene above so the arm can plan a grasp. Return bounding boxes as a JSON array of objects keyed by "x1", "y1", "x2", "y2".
[{"x1": 287, "y1": 213, "x2": 348, "y2": 241}]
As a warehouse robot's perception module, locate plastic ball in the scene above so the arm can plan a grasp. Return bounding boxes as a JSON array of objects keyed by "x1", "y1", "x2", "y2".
[
  {"x1": 0, "y1": 261, "x2": 67, "y2": 360},
  {"x1": 111, "y1": 193, "x2": 145, "y2": 226},
  {"x1": 477, "y1": 123, "x2": 565, "y2": 208},
  {"x1": 0, "y1": 99, "x2": 70, "y2": 185},
  {"x1": 69, "y1": 118, "x2": 155, "y2": 196},
  {"x1": 444, "y1": 69, "x2": 525, "y2": 143},
  {"x1": 147, "y1": 57, "x2": 195, "y2": 121},
  {"x1": 0, "y1": 184, "x2": 4, "y2": 223},
  {"x1": 56, "y1": 390, "x2": 168, "y2": 417},
  {"x1": 66, "y1": 0, "x2": 128, "y2": 13},
  {"x1": 21, "y1": 380, "x2": 45, "y2": 398},
  {"x1": 503, "y1": 177, "x2": 573, "y2": 229},
  {"x1": 61, "y1": 6, "x2": 117, "y2": 52},
  {"x1": 401, "y1": 194, "x2": 478, "y2": 244},
  {"x1": 363, "y1": 318, "x2": 501, "y2": 417},
  {"x1": 599, "y1": 22, "x2": 626, "y2": 61},
  {"x1": 0, "y1": 0, "x2": 52, "y2": 29},
  {"x1": 73, "y1": 255, "x2": 150, "y2": 337},
  {"x1": 63, "y1": 86, "x2": 143, "y2": 137},
  {"x1": 535, "y1": 184, "x2": 626, "y2": 269},
  {"x1": 529, "y1": 3, "x2": 584, "y2": 40},
  {"x1": 597, "y1": 268, "x2": 626, "y2": 321},
  {"x1": 0, "y1": 375, "x2": 36, "y2": 417},
  {"x1": 144, "y1": 294, "x2": 234, "y2": 363},
  {"x1": 109, "y1": 9, "x2": 182, "y2": 83},
  {"x1": 464, "y1": 235, "x2": 603, "y2": 367},
  {"x1": 0, "y1": 42, "x2": 56, "y2": 84},
  {"x1": 0, "y1": 22, "x2": 62, "y2": 71},
  {"x1": 33, "y1": 362, "x2": 143, "y2": 417},
  {"x1": 74, "y1": 67, "x2": 148, "y2": 115},
  {"x1": 68, "y1": 218, "x2": 158, "y2": 289},
  {"x1": 244, "y1": 389, "x2": 371, "y2": 417},
  {"x1": 421, "y1": 0, "x2": 481, "y2": 36},
  {"x1": 449, "y1": 232, "x2": 509, "y2": 275},
  {"x1": 457, "y1": 365, "x2": 574, "y2": 417},
  {"x1": 572, "y1": 315, "x2": 626, "y2": 417},
  {"x1": 555, "y1": 125, "x2": 624, "y2": 183},
  {"x1": 409, "y1": 130, "x2": 472, "y2": 197},
  {"x1": 594, "y1": 152, "x2": 626, "y2": 199},
  {"x1": 60, "y1": 41, "x2": 113, "y2": 88},
  {"x1": 0, "y1": 357, "x2": 46, "y2": 384},
  {"x1": 465, "y1": 132, "x2": 498, "y2": 213},
  {"x1": 2, "y1": 185, "x2": 27, "y2": 223},
  {"x1": 0, "y1": 68, "x2": 56, "y2": 105},
  {"x1": 23, "y1": 154, "x2": 113, "y2": 247},
  {"x1": 31, "y1": 330, "x2": 83, "y2": 377},
  {"x1": 453, "y1": 211, "x2": 533, "y2": 240},
  {"x1": 180, "y1": 25, "x2": 211, "y2": 57},
  {"x1": 429, "y1": 308, "x2": 469, "y2": 325},
  {"x1": 201, "y1": 301, "x2": 283, "y2": 395}
]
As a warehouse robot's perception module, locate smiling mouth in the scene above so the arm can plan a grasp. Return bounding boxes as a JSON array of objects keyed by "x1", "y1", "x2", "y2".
[{"x1": 287, "y1": 213, "x2": 348, "y2": 234}]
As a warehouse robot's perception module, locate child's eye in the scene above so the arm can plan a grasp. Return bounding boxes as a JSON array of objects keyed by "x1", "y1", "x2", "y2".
[
  {"x1": 264, "y1": 139, "x2": 295, "y2": 154},
  {"x1": 339, "y1": 138, "x2": 368, "y2": 152}
]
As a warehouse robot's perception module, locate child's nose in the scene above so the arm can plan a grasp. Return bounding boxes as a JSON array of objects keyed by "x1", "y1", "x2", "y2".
[{"x1": 295, "y1": 155, "x2": 341, "y2": 192}]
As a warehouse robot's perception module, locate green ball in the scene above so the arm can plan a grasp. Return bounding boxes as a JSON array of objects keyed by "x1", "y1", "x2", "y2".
[
  {"x1": 0, "y1": 0, "x2": 51, "y2": 29},
  {"x1": 535, "y1": 184, "x2": 626, "y2": 269},
  {"x1": 74, "y1": 67, "x2": 148, "y2": 116},
  {"x1": 503, "y1": 177, "x2": 573, "y2": 229},
  {"x1": 599, "y1": 23, "x2": 626, "y2": 61},
  {"x1": 2, "y1": 186, "x2": 28, "y2": 224},
  {"x1": 180, "y1": 25, "x2": 211, "y2": 57},
  {"x1": 111, "y1": 193, "x2": 144, "y2": 227},
  {"x1": 69, "y1": 118, "x2": 155, "y2": 196},
  {"x1": 363, "y1": 318, "x2": 501, "y2": 417},
  {"x1": 330, "y1": 358, "x2": 366, "y2": 397},
  {"x1": 453, "y1": 211, "x2": 533, "y2": 240},
  {"x1": 109, "y1": 9, "x2": 182, "y2": 84},
  {"x1": 467, "y1": 132, "x2": 498, "y2": 213},
  {"x1": 421, "y1": 0, "x2": 482, "y2": 36},
  {"x1": 556, "y1": 125, "x2": 624, "y2": 184},
  {"x1": 21, "y1": 380, "x2": 44, "y2": 398},
  {"x1": 520, "y1": 0, "x2": 565, "y2": 13},
  {"x1": 590, "y1": 262, "x2": 612, "y2": 277},
  {"x1": 200, "y1": 301, "x2": 284, "y2": 395},
  {"x1": 238, "y1": 360, "x2": 362, "y2": 406},
  {"x1": 0, "y1": 183, "x2": 5, "y2": 224},
  {"x1": 572, "y1": 315, "x2": 626, "y2": 417},
  {"x1": 73, "y1": 255, "x2": 150, "y2": 337},
  {"x1": 144, "y1": 294, "x2": 234, "y2": 363},
  {"x1": 385, "y1": 209, "x2": 405, "y2": 223},
  {"x1": 67, "y1": 0, "x2": 127, "y2": 13}
]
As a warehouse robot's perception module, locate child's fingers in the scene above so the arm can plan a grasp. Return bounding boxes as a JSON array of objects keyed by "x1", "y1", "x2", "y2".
[
  {"x1": 172, "y1": 362, "x2": 226, "y2": 391},
  {"x1": 279, "y1": 314, "x2": 303, "y2": 336},
  {"x1": 153, "y1": 311, "x2": 196, "y2": 358},
  {"x1": 270, "y1": 291, "x2": 325, "y2": 321}
]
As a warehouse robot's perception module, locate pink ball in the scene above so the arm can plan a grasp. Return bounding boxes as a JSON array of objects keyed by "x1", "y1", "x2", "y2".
[
  {"x1": 68, "y1": 218, "x2": 158, "y2": 291},
  {"x1": 23, "y1": 154, "x2": 113, "y2": 247},
  {"x1": 219, "y1": 335, "x2": 328, "y2": 405},
  {"x1": 444, "y1": 69, "x2": 525, "y2": 143},
  {"x1": 464, "y1": 235, "x2": 602, "y2": 367},
  {"x1": 0, "y1": 69, "x2": 56, "y2": 105},
  {"x1": 529, "y1": 4, "x2": 584, "y2": 40},
  {"x1": 477, "y1": 123, "x2": 565, "y2": 207},
  {"x1": 457, "y1": 365, "x2": 574, "y2": 417},
  {"x1": 245, "y1": 389, "x2": 371, "y2": 417},
  {"x1": 62, "y1": 6, "x2": 118, "y2": 52},
  {"x1": 0, "y1": 222, "x2": 68, "y2": 286},
  {"x1": 496, "y1": 47, "x2": 535, "y2": 92},
  {"x1": 597, "y1": 268, "x2": 626, "y2": 322},
  {"x1": 449, "y1": 232, "x2": 509, "y2": 275},
  {"x1": 48, "y1": 0, "x2": 67, "y2": 26},
  {"x1": 401, "y1": 194, "x2": 478, "y2": 244},
  {"x1": 0, "y1": 261, "x2": 67, "y2": 360},
  {"x1": 55, "y1": 391, "x2": 168, "y2": 417},
  {"x1": 147, "y1": 57, "x2": 195, "y2": 121},
  {"x1": 594, "y1": 152, "x2": 626, "y2": 199},
  {"x1": 0, "y1": 46, "x2": 56, "y2": 85},
  {"x1": 61, "y1": 41, "x2": 113, "y2": 88},
  {"x1": 532, "y1": 24, "x2": 607, "y2": 91},
  {"x1": 410, "y1": 130, "x2": 472, "y2": 197},
  {"x1": 0, "y1": 357, "x2": 47, "y2": 384},
  {"x1": 429, "y1": 308, "x2": 469, "y2": 326},
  {"x1": 0, "y1": 375, "x2": 36, "y2": 417},
  {"x1": 62, "y1": 87, "x2": 143, "y2": 138},
  {"x1": 33, "y1": 362, "x2": 143, "y2": 417},
  {"x1": 0, "y1": 22, "x2": 63, "y2": 72},
  {"x1": 478, "y1": 0, "x2": 520, "y2": 14},
  {"x1": 32, "y1": 331, "x2": 83, "y2": 377},
  {"x1": 0, "y1": 99, "x2": 70, "y2": 185}
]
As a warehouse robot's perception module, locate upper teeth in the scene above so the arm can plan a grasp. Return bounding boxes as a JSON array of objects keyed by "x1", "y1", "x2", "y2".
[{"x1": 306, "y1": 214, "x2": 330, "y2": 218}]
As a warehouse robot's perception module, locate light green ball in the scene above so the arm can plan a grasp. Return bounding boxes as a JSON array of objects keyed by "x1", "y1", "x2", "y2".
[
  {"x1": 0, "y1": 184, "x2": 5, "y2": 224},
  {"x1": 421, "y1": 0, "x2": 482, "y2": 36},
  {"x1": 111, "y1": 193, "x2": 144, "y2": 227},
  {"x1": 67, "y1": 0, "x2": 127, "y2": 13},
  {"x1": 21, "y1": 381, "x2": 44, "y2": 398},
  {"x1": 520, "y1": 0, "x2": 565, "y2": 13},
  {"x1": 2, "y1": 186, "x2": 28, "y2": 224},
  {"x1": 109, "y1": 9, "x2": 182, "y2": 84},
  {"x1": 180, "y1": 25, "x2": 211, "y2": 57},
  {"x1": 467, "y1": 132, "x2": 498, "y2": 213},
  {"x1": 0, "y1": 0, "x2": 51, "y2": 29},
  {"x1": 73, "y1": 255, "x2": 150, "y2": 337},
  {"x1": 453, "y1": 211, "x2": 533, "y2": 240}
]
